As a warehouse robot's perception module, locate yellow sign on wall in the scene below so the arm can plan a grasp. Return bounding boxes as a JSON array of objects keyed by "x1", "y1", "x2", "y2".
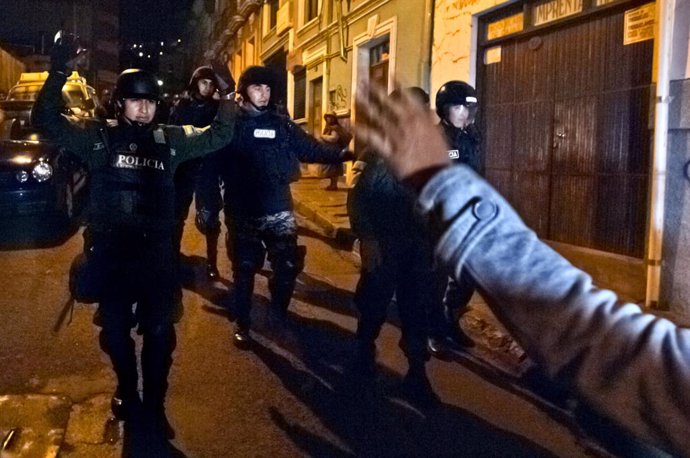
[
  {"x1": 624, "y1": 3, "x2": 655, "y2": 45},
  {"x1": 532, "y1": 0, "x2": 583, "y2": 26},
  {"x1": 487, "y1": 13, "x2": 524, "y2": 40}
]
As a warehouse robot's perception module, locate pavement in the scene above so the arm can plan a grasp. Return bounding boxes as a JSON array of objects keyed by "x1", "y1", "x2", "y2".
[
  {"x1": 0, "y1": 175, "x2": 661, "y2": 458},
  {"x1": 290, "y1": 175, "x2": 672, "y2": 458}
]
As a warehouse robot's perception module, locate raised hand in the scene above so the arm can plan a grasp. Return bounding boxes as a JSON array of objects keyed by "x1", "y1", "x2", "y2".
[
  {"x1": 51, "y1": 31, "x2": 87, "y2": 74},
  {"x1": 355, "y1": 81, "x2": 450, "y2": 181},
  {"x1": 210, "y1": 59, "x2": 236, "y2": 95}
]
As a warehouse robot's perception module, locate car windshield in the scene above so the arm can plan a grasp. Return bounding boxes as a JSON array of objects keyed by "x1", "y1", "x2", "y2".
[{"x1": 6, "y1": 83, "x2": 87, "y2": 109}]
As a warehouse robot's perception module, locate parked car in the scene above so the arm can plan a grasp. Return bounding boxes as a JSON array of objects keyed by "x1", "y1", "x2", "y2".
[{"x1": 0, "y1": 72, "x2": 93, "y2": 234}]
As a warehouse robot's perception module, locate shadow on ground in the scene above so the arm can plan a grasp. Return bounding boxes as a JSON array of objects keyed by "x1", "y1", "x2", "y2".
[{"x1": 244, "y1": 310, "x2": 555, "y2": 458}]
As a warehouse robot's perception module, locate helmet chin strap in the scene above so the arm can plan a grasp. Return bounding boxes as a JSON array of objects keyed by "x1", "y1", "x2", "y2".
[
  {"x1": 121, "y1": 114, "x2": 151, "y2": 128},
  {"x1": 248, "y1": 99, "x2": 269, "y2": 112}
]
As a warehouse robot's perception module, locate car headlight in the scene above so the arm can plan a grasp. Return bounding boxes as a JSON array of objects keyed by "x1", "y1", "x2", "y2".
[
  {"x1": 16, "y1": 170, "x2": 29, "y2": 183},
  {"x1": 32, "y1": 162, "x2": 53, "y2": 182}
]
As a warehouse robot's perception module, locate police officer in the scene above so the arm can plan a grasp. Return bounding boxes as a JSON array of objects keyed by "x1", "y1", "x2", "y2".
[
  {"x1": 32, "y1": 35, "x2": 236, "y2": 444},
  {"x1": 428, "y1": 81, "x2": 483, "y2": 354},
  {"x1": 215, "y1": 65, "x2": 351, "y2": 347},
  {"x1": 170, "y1": 66, "x2": 231, "y2": 279}
]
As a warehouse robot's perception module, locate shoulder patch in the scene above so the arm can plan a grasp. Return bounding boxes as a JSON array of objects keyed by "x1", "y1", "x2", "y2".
[
  {"x1": 182, "y1": 124, "x2": 209, "y2": 137},
  {"x1": 106, "y1": 119, "x2": 119, "y2": 128}
]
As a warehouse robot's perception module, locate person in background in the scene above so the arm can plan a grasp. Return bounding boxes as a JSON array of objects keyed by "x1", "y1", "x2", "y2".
[
  {"x1": 318, "y1": 111, "x2": 352, "y2": 190},
  {"x1": 427, "y1": 81, "x2": 483, "y2": 356},
  {"x1": 215, "y1": 65, "x2": 353, "y2": 348},
  {"x1": 347, "y1": 87, "x2": 441, "y2": 406},
  {"x1": 170, "y1": 66, "x2": 232, "y2": 279}
]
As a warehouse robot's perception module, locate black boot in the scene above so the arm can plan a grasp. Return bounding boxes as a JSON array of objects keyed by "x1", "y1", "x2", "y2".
[
  {"x1": 402, "y1": 364, "x2": 439, "y2": 408},
  {"x1": 443, "y1": 304, "x2": 474, "y2": 348},
  {"x1": 111, "y1": 387, "x2": 141, "y2": 421},
  {"x1": 269, "y1": 277, "x2": 296, "y2": 320},
  {"x1": 231, "y1": 273, "x2": 254, "y2": 346},
  {"x1": 205, "y1": 229, "x2": 220, "y2": 280},
  {"x1": 142, "y1": 325, "x2": 176, "y2": 439}
]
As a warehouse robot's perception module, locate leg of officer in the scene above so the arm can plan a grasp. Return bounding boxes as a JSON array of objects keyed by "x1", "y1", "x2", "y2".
[
  {"x1": 89, "y1": 231, "x2": 140, "y2": 419},
  {"x1": 228, "y1": 216, "x2": 265, "y2": 346},
  {"x1": 442, "y1": 269, "x2": 476, "y2": 347},
  {"x1": 264, "y1": 212, "x2": 302, "y2": 317},
  {"x1": 397, "y1": 247, "x2": 438, "y2": 405},
  {"x1": 351, "y1": 239, "x2": 397, "y2": 377},
  {"x1": 98, "y1": 297, "x2": 139, "y2": 419},
  {"x1": 172, "y1": 160, "x2": 199, "y2": 263},
  {"x1": 137, "y1": 234, "x2": 178, "y2": 439}
]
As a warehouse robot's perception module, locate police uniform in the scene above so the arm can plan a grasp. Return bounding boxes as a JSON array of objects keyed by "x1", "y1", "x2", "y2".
[
  {"x1": 348, "y1": 157, "x2": 437, "y2": 370},
  {"x1": 216, "y1": 107, "x2": 346, "y2": 337},
  {"x1": 32, "y1": 70, "x2": 235, "y2": 427},
  {"x1": 169, "y1": 90, "x2": 223, "y2": 273}
]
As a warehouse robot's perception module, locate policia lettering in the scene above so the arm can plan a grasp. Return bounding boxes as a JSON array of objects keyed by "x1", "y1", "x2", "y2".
[{"x1": 114, "y1": 154, "x2": 166, "y2": 171}]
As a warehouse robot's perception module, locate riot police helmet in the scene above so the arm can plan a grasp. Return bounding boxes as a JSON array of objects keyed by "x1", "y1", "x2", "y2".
[
  {"x1": 188, "y1": 66, "x2": 220, "y2": 94},
  {"x1": 114, "y1": 69, "x2": 161, "y2": 102},
  {"x1": 435, "y1": 81, "x2": 477, "y2": 120},
  {"x1": 237, "y1": 66, "x2": 275, "y2": 98}
]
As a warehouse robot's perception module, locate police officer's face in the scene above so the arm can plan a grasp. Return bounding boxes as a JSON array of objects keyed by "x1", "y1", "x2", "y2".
[
  {"x1": 123, "y1": 98, "x2": 157, "y2": 124},
  {"x1": 246, "y1": 84, "x2": 271, "y2": 108},
  {"x1": 447, "y1": 104, "x2": 473, "y2": 129},
  {"x1": 197, "y1": 78, "x2": 216, "y2": 98}
]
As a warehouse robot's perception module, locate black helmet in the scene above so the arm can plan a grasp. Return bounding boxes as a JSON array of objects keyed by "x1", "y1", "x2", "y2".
[
  {"x1": 114, "y1": 69, "x2": 161, "y2": 101},
  {"x1": 188, "y1": 66, "x2": 220, "y2": 93},
  {"x1": 435, "y1": 81, "x2": 477, "y2": 119},
  {"x1": 237, "y1": 66, "x2": 275, "y2": 97},
  {"x1": 390, "y1": 86, "x2": 430, "y2": 106}
]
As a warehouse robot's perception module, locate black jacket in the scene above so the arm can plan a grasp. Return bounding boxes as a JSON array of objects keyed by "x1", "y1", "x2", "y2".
[
  {"x1": 348, "y1": 157, "x2": 425, "y2": 243},
  {"x1": 216, "y1": 108, "x2": 345, "y2": 217},
  {"x1": 440, "y1": 121, "x2": 483, "y2": 175}
]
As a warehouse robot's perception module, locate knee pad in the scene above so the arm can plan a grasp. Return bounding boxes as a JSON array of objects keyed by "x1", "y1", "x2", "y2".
[
  {"x1": 232, "y1": 241, "x2": 266, "y2": 274},
  {"x1": 271, "y1": 244, "x2": 306, "y2": 277},
  {"x1": 141, "y1": 323, "x2": 177, "y2": 351},
  {"x1": 195, "y1": 209, "x2": 220, "y2": 235}
]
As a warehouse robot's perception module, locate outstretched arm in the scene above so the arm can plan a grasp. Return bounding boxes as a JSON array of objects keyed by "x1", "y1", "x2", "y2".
[{"x1": 356, "y1": 81, "x2": 690, "y2": 455}]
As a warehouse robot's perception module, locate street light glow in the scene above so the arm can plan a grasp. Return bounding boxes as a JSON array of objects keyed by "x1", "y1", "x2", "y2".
[
  {"x1": 138, "y1": 52, "x2": 143, "y2": 57},
  {"x1": 157, "y1": 80, "x2": 164, "y2": 86}
]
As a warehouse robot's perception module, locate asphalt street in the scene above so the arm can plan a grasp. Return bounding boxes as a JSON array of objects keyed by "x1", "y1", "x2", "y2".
[{"x1": 0, "y1": 213, "x2": 594, "y2": 457}]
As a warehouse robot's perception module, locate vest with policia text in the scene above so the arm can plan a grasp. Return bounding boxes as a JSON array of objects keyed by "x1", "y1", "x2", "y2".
[{"x1": 88, "y1": 122, "x2": 176, "y2": 233}]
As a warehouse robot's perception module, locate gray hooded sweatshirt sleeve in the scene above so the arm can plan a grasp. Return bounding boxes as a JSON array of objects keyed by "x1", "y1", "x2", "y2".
[{"x1": 417, "y1": 165, "x2": 690, "y2": 456}]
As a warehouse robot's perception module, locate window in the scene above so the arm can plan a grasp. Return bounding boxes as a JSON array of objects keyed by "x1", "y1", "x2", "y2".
[
  {"x1": 293, "y1": 68, "x2": 306, "y2": 119},
  {"x1": 308, "y1": 77, "x2": 323, "y2": 135},
  {"x1": 267, "y1": 0, "x2": 279, "y2": 30},
  {"x1": 369, "y1": 38, "x2": 390, "y2": 93},
  {"x1": 305, "y1": 0, "x2": 319, "y2": 22}
]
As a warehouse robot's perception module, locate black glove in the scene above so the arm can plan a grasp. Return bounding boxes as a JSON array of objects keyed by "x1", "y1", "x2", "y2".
[
  {"x1": 51, "y1": 31, "x2": 83, "y2": 74},
  {"x1": 340, "y1": 149, "x2": 356, "y2": 162},
  {"x1": 211, "y1": 59, "x2": 236, "y2": 95}
]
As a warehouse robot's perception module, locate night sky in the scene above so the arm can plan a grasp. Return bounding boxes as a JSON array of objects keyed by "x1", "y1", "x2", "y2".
[
  {"x1": 0, "y1": 0, "x2": 193, "y2": 47},
  {"x1": 120, "y1": 0, "x2": 193, "y2": 43}
]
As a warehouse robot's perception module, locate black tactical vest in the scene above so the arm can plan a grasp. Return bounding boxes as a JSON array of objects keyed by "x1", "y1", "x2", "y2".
[{"x1": 88, "y1": 123, "x2": 175, "y2": 233}]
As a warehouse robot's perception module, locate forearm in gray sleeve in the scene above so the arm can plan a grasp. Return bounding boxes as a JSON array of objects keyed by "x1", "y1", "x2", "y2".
[{"x1": 417, "y1": 165, "x2": 690, "y2": 456}]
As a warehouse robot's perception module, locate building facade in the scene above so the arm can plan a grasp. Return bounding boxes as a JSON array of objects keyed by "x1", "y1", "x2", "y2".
[
  {"x1": 195, "y1": 0, "x2": 432, "y2": 143},
  {"x1": 430, "y1": 0, "x2": 690, "y2": 320},
  {"x1": 194, "y1": 0, "x2": 690, "y2": 321}
]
